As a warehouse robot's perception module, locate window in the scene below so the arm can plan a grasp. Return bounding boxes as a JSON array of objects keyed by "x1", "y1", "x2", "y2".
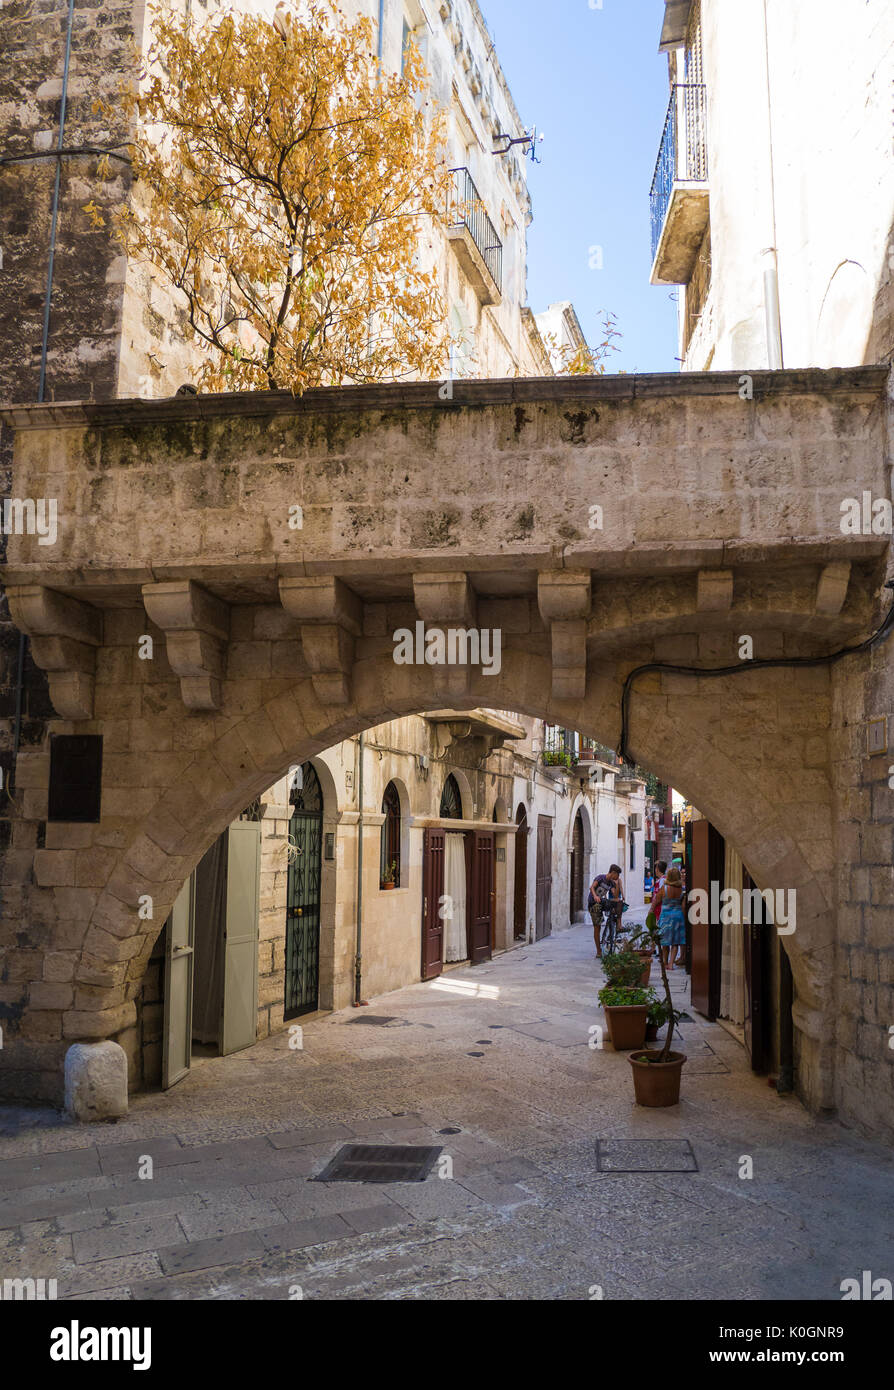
[
  {"x1": 440, "y1": 774, "x2": 462, "y2": 819},
  {"x1": 380, "y1": 781, "x2": 401, "y2": 887}
]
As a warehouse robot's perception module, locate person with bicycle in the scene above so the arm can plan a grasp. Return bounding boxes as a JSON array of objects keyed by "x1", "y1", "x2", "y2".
[{"x1": 588, "y1": 864, "x2": 624, "y2": 957}]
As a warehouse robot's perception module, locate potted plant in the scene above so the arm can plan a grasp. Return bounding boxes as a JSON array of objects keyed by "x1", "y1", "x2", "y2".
[
  {"x1": 628, "y1": 920, "x2": 687, "y2": 1104},
  {"x1": 598, "y1": 983, "x2": 655, "y2": 1050},
  {"x1": 381, "y1": 861, "x2": 397, "y2": 890}
]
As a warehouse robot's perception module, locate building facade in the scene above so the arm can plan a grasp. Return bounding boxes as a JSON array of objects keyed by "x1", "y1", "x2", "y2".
[{"x1": 649, "y1": 0, "x2": 894, "y2": 1127}]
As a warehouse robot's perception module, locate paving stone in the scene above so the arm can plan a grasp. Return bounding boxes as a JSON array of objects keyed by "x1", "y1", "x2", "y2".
[
  {"x1": 0, "y1": 1149, "x2": 102, "y2": 1189},
  {"x1": 267, "y1": 1124, "x2": 356, "y2": 1150},
  {"x1": 259, "y1": 1215, "x2": 352, "y2": 1252},
  {"x1": 72, "y1": 1215, "x2": 185, "y2": 1264},
  {"x1": 96, "y1": 1135, "x2": 199, "y2": 1175},
  {"x1": 178, "y1": 1197, "x2": 284, "y2": 1241},
  {"x1": 158, "y1": 1231, "x2": 265, "y2": 1275},
  {"x1": 57, "y1": 1252, "x2": 165, "y2": 1297},
  {"x1": 341, "y1": 1204, "x2": 415, "y2": 1235}
]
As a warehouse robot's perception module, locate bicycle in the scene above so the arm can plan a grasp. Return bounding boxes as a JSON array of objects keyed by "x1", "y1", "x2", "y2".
[{"x1": 598, "y1": 897, "x2": 626, "y2": 956}]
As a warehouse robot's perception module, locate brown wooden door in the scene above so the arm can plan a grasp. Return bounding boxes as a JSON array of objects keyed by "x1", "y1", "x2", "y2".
[
  {"x1": 688, "y1": 819, "x2": 724, "y2": 1018},
  {"x1": 535, "y1": 815, "x2": 552, "y2": 941},
  {"x1": 743, "y1": 868, "x2": 770, "y2": 1072},
  {"x1": 421, "y1": 828, "x2": 445, "y2": 980},
  {"x1": 513, "y1": 805, "x2": 528, "y2": 940},
  {"x1": 570, "y1": 811, "x2": 584, "y2": 921},
  {"x1": 466, "y1": 830, "x2": 494, "y2": 963}
]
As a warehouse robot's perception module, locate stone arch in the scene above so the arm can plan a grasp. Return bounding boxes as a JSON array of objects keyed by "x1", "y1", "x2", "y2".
[
  {"x1": 492, "y1": 795, "x2": 508, "y2": 822},
  {"x1": 6, "y1": 636, "x2": 842, "y2": 1114}
]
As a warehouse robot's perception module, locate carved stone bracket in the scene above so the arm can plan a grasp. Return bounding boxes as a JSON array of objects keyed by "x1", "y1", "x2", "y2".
[
  {"x1": 413, "y1": 572, "x2": 477, "y2": 698},
  {"x1": 537, "y1": 571, "x2": 591, "y2": 701},
  {"x1": 142, "y1": 580, "x2": 230, "y2": 711},
  {"x1": 7, "y1": 584, "x2": 102, "y2": 719},
  {"x1": 279, "y1": 576, "x2": 362, "y2": 705},
  {"x1": 815, "y1": 561, "x2": 851, "y2": 617}
]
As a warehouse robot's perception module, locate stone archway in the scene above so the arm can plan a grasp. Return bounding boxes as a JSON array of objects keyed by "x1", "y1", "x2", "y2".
[{"x1": 1, "y1": 366, "x2": 891, "y2": 1128}]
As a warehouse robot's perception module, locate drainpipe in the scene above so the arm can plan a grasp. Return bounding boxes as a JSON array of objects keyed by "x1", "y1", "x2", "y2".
[
  {"x1": 8, "y1": 0, "x2": 76, "y2": 805},
  {"x1": 377, "y1": 0, "x2": 385, "y2": 61},
  {"x1": 353, "y1": 732, "x2": 367, "y2": 1004},
  {"x1": 760, "y1": 0, "x2": 784, "y2": 369}
]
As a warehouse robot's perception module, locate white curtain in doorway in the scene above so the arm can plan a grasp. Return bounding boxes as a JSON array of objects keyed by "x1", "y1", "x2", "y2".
[
  {"x1": 719, "y1": 842, "x2": 746, "y2": 1025},
  {"x1": 444, "y1": 833, "x2": 468, "y2": 962}
]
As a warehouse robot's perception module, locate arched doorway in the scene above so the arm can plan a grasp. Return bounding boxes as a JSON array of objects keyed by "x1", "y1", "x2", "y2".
[
  {"x1": 570, "y1": 809, "x2": 585, "y2": 923},
  {"x1": 514, "y1": 803, "x2": 528, "y2": 940},
  {"x1": 285, "y1": 761, "x2": 323, "y2": 1019}
]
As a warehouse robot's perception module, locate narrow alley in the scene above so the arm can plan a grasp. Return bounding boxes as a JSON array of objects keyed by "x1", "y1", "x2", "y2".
[{"x1": 2, "y1": 918, "x2": 890, "y2": 1301}]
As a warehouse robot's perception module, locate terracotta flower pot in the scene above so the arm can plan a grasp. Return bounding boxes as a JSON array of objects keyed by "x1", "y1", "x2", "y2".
[
  {"x1": 381, "y1": 881, "x2": 395, "y2": 890},
  {"x1": 602, "y1": 1004, "x2": 649, "y2": 1051},
  {"x1": 644, "y1": 1022, "x2": 660, "y2": 1042},
  {"x1": 628, "y1": 1049, "x2": 687, "y2": 1106}
]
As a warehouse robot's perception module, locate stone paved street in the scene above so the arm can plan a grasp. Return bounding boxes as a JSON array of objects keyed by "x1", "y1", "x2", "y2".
[{"x1": 1, "y1": 918, "x2": 892, "y2": 1301}]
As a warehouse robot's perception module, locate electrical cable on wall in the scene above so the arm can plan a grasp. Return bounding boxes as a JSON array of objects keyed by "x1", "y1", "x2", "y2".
[{"x1": 619, "y1": 581, "x2": 894, "y2": 764}]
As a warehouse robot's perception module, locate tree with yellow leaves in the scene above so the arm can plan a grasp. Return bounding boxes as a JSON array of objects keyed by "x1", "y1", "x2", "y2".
[{"x1": 97, "y1": 0, "x2": 451, "y2": 393}]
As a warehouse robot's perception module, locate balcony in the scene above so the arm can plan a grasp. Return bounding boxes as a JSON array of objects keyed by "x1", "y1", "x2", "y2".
[
  {"x1": 448, "y1": 166, "x2": 503, "y2": 305},
  {"x1": 649, "y1": 83, "x2": 709, "y2": 286}
]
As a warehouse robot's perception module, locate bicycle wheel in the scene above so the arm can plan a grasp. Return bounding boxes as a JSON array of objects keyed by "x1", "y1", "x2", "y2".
[{"x1": 600, "y1": 910, "x2": 616, "y2": 957}]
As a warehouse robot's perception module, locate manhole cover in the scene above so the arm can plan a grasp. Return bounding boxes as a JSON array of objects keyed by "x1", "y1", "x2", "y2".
[
  {"x1": 595, "y1": 1139, "x2": 698, "y2": 1173},
  {"x1": 313, "y1": 1144, "x2": 442, "y2": 1183}
]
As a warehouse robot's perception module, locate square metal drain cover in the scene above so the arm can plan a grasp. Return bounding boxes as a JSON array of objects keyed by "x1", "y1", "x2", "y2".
[
  {"x1": 596, "y1": 1139, "x2": 698, "y2": 1173},
  {"x1": 313, "y1": 1144, "x2": 442, "y2": 1183}
]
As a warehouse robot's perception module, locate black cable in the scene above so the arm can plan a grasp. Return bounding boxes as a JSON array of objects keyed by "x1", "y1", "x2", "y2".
[
  {"x1": 0, "y1": 145, "x2": 132, "y2": 167},
  {"x1": 618, "y1": 580, "x2": 894, "y2": 764}
]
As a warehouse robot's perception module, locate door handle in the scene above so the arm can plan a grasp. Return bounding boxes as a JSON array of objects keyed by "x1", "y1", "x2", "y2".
[
  {"x1": 172, "y1": 945, "x2": 193, "y2": 956},
  {"x1": 296, "y1": 907, "x2": 303, "y2": 916}
]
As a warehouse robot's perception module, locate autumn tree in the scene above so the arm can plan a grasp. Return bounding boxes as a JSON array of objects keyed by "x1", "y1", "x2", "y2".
[{"x1": 99, "y1": 0, "x2": 452, "y2": 393}]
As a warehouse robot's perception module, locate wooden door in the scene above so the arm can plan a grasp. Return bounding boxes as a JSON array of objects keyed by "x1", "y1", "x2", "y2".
[
  {"x1": 285, "y1": 763, "x2": 323, "y2": 1019},
  {"x1": 570, "y1": 811, "x2": 584, "y2": 921},
  {"x1": 162, "y1": 876, "x2": 194, "y2": 1089},
  {"x1": 513, "y1": 805, "x2": 528, "y2": 940},
  {"x1": 743, "y1": 868, "x2": 771, "y2": 1073},
  {"x1": 422, "y1": 828, "x2": 445, "y2": 980},
  {"x1": 535, "y1": 815, "x2": 552, "y2": 941},
  {"x1": 221, "y1": 821, "x2": 260, "y2": 1056},
  {"x1": 689, "y1": 819, "x2": 724, "y2": 1018},
  {"x1": 466, "y1": 830, "x2": 494, "y2": 963}
]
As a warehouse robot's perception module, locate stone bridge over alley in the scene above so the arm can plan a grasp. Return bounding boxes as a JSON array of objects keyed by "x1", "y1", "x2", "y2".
[{"x1": 2, "y1": 366, "x2": 894, "y2": 1140}]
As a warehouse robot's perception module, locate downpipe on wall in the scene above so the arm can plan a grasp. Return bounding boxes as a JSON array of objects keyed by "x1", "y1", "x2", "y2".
[{"x1": 353, "y1": 731, "x2": 368, "y2": 1005}]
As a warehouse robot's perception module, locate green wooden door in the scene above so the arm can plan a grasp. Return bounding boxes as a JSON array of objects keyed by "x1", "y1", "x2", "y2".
[{"x1": 285, "y1": 762, "x2": 323, "y2": 1019}]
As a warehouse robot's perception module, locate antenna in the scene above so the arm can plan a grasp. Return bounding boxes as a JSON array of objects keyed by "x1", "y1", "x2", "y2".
[{"x1": 492, "y1": 127, "x2": 544, "y2": 163}]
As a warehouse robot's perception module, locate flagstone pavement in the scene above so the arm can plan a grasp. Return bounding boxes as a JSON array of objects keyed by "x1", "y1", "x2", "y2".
[{"x1": 1, "y1": 914, "x2": 891, "y2": 1301}]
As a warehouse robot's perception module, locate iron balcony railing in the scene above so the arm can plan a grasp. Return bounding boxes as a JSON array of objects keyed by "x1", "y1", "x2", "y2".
[
  {"x1": 449, "y1": 166, "x2": 503, "y2": 293},
  {"x1": 649, "y1": 83, "x2": 708, "y2": 262}
]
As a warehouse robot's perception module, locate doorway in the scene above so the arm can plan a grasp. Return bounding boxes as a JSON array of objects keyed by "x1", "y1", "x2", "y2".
[
  {"x1": 161, "y1": 819, "x2": 261, "y2": 1089},
  {"x1": 535, "y1": 815, "x2": 552, "y2": 940},
  {"x1": 570, "y1": 809, "x2": 584, "y2": 923},
  {"x1": 513, "y1": 803, "x2": 528, "y2": 940},
  {"x1": 285, "y1": 761, "x2": 324, "y2": 1019}
]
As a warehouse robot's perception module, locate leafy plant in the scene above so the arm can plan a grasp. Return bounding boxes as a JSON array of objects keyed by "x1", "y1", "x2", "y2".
[
  {"x1": 639, "y1": 921, "x2": 689, "y2": 1061},
  {"x1": 601, "y1": 949, "x2": 644, "y2": 989},
  {"x1": 598, "y1": 985, "x2": 655, "y2": 1009},
  {"x1": 381, "y1": 859, "x2": 397, "y2": 886}
]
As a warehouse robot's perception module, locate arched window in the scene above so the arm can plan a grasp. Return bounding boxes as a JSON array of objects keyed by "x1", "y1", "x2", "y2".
[
  {"x1": 380, "y1": 782, "x2": 401, "y2": 888},
  {"x1": 440, "y1": 773, "x2": 462, "y2": 820}
]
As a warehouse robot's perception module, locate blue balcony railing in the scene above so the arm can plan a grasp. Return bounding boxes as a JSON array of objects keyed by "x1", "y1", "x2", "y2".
[
  {"x1": 649, "y1": 83, "x2": 708, "y2": 262},
  {"x1": 449, "y1": 166, "x2": 503, "y2": 293}
]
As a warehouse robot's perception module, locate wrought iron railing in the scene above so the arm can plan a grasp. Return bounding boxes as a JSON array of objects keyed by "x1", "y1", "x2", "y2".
[
  {"x1": 449, "y1": 166, "x2": 503, "y2": 292},
  {"x1": 649, "y1": 83, "x2": 708, "y2": 262}
]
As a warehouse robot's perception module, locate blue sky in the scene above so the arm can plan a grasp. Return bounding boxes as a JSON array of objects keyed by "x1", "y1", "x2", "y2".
[{"x1": 479, "y1": 0, "x2": 679, "y2": 374}]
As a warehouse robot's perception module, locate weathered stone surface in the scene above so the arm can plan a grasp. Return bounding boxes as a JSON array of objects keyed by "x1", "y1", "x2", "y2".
[{"x1": 64, "y1": 1041, "x2": 128, "y2": 1122}]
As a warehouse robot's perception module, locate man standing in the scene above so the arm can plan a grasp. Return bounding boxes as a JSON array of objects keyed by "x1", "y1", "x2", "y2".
[{"x1": 588, "y1": 864, "x2": 624, "y2": 956}]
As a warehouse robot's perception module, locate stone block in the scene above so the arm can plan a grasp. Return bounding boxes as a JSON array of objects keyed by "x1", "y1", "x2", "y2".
[
  {"x1": 29, "y1": 981, "x2": 74, "y2": 1011},
  {"x1": 64, "y1": 1040, "x2": 128, "y2": 1122}
]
